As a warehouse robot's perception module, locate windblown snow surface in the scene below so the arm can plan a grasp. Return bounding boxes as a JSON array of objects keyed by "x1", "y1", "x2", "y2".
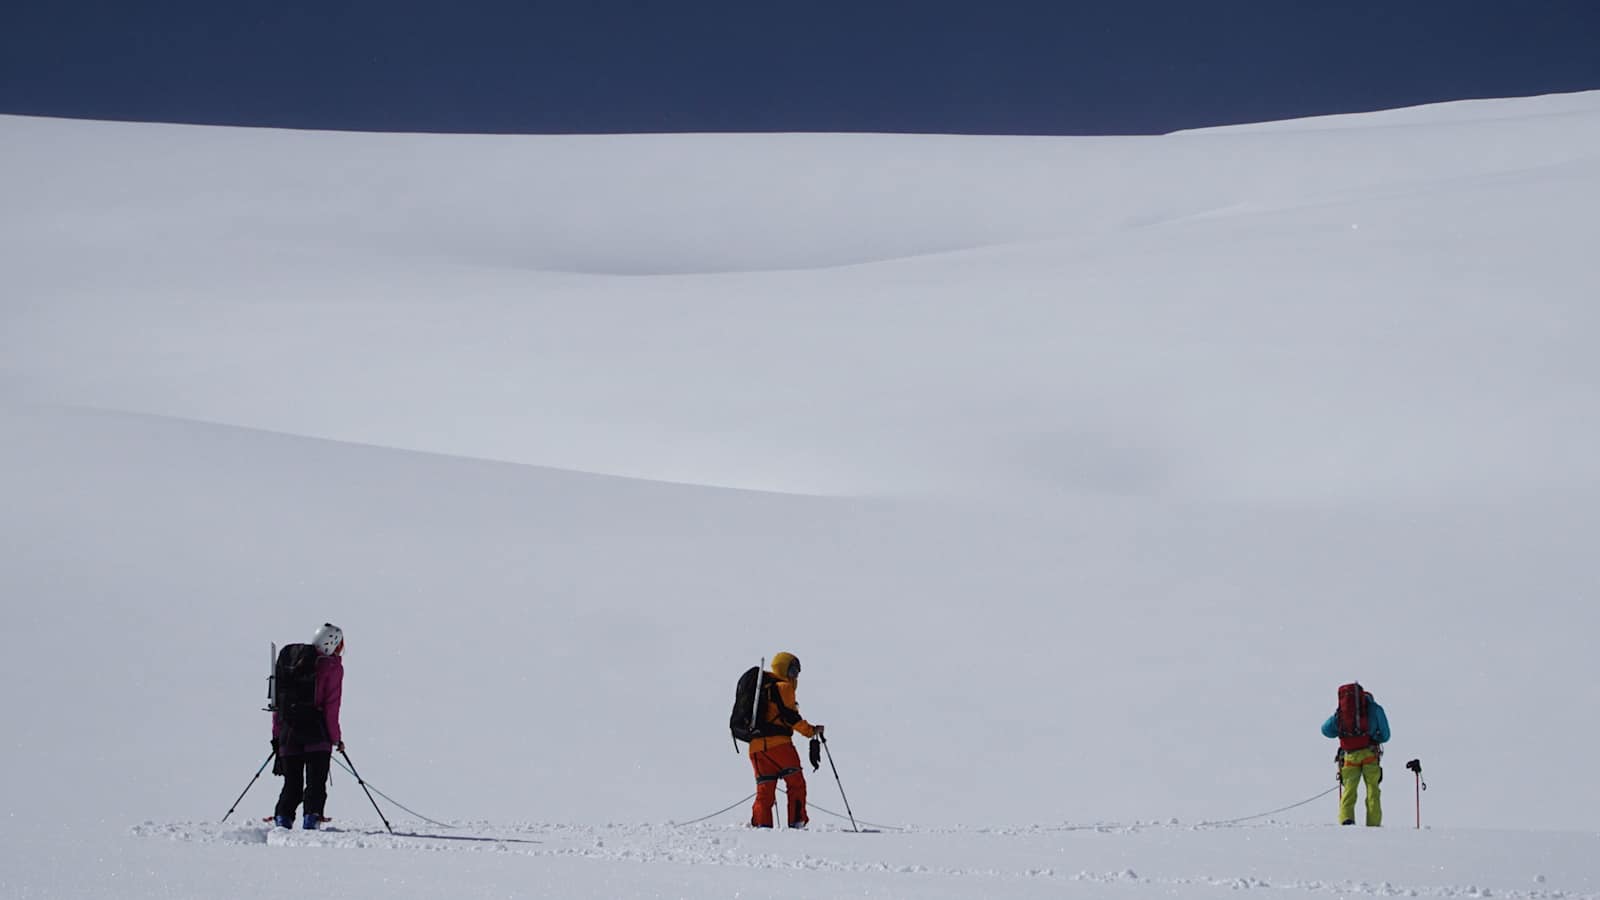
[{"x1": 2, "y1": 91, "x2": 1599, "y2": 898}]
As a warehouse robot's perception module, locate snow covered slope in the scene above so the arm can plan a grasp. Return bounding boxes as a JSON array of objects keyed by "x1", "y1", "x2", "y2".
[{"x1": 2, "y1": 91, "x2": 1598, "y2": 897}]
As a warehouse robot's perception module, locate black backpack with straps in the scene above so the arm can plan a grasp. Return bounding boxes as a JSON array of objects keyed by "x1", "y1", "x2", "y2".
[
  {"x1": 730, "y1": 666, "x2": 800, "y2": 743},
  {"x1": 273, "y1": 643, "x2": 328, "y2": 746}
]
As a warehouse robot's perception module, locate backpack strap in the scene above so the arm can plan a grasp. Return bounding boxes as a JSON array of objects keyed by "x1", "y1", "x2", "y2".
[{"x1": 767, "y1": 681, "x2": 802, "y2": 727}]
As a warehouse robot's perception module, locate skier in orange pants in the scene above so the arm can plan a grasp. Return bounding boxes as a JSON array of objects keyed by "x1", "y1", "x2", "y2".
[{"x1": 746, "y1": 652, "x2": 822, "y2": 828}]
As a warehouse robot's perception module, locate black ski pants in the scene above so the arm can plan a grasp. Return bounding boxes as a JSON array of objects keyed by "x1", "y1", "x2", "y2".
[{"x1": 275, "y1": 750, "x2": 332, "y2": 819}]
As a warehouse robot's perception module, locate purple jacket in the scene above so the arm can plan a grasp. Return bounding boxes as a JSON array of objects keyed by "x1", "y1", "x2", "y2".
[{"x1": 271, "y1": 654, "x2": 343, "y2": 754}]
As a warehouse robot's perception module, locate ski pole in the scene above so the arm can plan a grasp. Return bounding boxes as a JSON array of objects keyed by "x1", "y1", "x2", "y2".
[
  {"x1": 818, "y1": 733, "x2": 859, "y2": 833},
  {"x1": 339, "y1": 747, "x2": 394, "y2": 834},
  {"x1": 1405, "y1": 759, "x2": 1425, "y2": 829},
  {"x1": 221, "y1": 751, "x2": 276, "y2": 823}
]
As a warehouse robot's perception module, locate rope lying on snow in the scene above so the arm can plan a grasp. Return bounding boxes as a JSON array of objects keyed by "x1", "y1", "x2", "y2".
[
  {"x1": 319, "y1": 750, "x2": 1337, "y2": 833},
  {"x1": 1195, "y1": 785, "x2": 1340, "y2": 827},
  {"x1": 675, "y1": 784, "x2": 1341, "y2": 833},
  {"x1": 320, "y1": 762, "x2": 899, "y2": 832},
  {"x1": 331, "y1": 756, "x2": 456, "y2": 829},
  {"x1": 673, "y1": 786, "x2": 904, "y2": 832},
  {"x1": 1032, "y1": 784, "x2": 1343, "y2": 832},
  {"x1": 310, "y1": 772, "x2": 1334, "y2": 834},
  {"x1": 318, "y1": 752, "x2": 1337, "y2": 834},
  {"x1": 800, "y1": 796, "x2": 903, "y2": 833},
  {"x1": 671, "y1": 792, "x2": 758, "y2": 826}
]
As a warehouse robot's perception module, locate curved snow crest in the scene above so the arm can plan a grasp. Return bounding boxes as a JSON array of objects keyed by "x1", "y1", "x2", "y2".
[
  {"x1": 130, "y1": 820, "x2": 1600, "y2": 899},
  {"x1": 8, "y1": 94, "x2": 1600, "y2": 503},
  {"x1": 6, "y1": 91, "x2": 1594, "y2": 278},
  {"x1": 1172, "y1": 89, "x2": 1600, "y2": 135},
  {"x1": 0, "y1": 115, "x2": 1127, "y2": 276},
  {"x1": 43, "y1": 403, "x2": 856, "y2": 499}
]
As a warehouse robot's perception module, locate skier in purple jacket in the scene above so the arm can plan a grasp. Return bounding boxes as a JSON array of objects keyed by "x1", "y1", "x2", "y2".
[{"x1": 272, "y1": 623, "x2": 345, "y2": 829}]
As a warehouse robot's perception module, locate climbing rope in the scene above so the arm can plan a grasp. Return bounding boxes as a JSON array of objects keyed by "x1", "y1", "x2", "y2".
[
  {"x1": 672, "y1": 787, "x2": 902, "y2": 831},
  {"x1": 800, "y1": 795, "x2": 903, "y2": 832},
  {"x1": 1027, "y1": 784, "x2": 1347, "y2": 833},
  {"x1": 672, "y1": 783, "x2": 1339, "y2": 833},
  {"x1": 331, "y1": 756, "x2": 456, "y2": 829},
  {"x1": 1195, "y1": 785, "x2": 1340, "y2": 827},
  {"x1": 671, "y1": 792, "x2": 757, "y2": 826}
]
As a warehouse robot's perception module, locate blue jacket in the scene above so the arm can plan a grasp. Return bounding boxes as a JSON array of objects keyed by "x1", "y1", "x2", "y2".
[{"x1": 1322, "y1": 698, "x2": 1390, "y2": 744}]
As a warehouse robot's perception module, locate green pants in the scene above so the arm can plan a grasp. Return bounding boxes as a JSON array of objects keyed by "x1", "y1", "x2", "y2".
[{"x1": 1338, "y1": 748, "x2": 1382, "y2": 826}]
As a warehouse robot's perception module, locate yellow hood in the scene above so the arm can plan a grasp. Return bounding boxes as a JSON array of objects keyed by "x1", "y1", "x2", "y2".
[{"x1": 770, "y1": 651, "x2": 800, "y2": 681}]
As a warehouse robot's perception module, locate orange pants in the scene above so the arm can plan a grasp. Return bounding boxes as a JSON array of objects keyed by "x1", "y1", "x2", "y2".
[{"x1": 749, "y1": 742, "x2": 808, "y2": 827}]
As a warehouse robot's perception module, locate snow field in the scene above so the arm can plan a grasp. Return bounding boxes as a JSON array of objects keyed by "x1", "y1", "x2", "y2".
[
  {"x1": 95, "y1": 820, "x2": 1600, "y2": 900},
  {"x1": 2, "y1": 91, "x2": 1599, "y2": 897}
]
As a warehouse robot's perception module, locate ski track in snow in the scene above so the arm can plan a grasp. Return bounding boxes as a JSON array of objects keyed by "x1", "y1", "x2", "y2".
[{"x1": 129, "y1": 821, "x2": 1600, "y2": 899}]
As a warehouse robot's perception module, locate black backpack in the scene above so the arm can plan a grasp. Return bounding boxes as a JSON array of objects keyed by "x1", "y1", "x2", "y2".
[
  {"x1": 273, "y1": 643, "x2": 327, "y2": 746},
  {"x1": 730, "y1": 665, "x2": 800, "y2": 743}
]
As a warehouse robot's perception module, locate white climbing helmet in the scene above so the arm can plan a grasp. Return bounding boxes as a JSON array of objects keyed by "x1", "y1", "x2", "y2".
[{"x1": 312, "y1": 622, "x2": 344, "y2": 656}]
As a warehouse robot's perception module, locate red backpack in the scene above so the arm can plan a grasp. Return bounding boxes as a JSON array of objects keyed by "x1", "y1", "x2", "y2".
[{"x1": 1335, "y1": 682, "x2": 1373, "y2": 751}]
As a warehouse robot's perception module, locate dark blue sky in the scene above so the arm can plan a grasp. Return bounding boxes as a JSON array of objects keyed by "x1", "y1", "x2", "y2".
[{"x1": 3, "y1": 1, "x2": 1596, "y2": 135}]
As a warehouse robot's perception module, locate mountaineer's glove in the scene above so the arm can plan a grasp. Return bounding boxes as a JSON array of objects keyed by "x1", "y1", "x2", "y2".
[{"x1": 809, "y1": 737, "x2": 822, "y2": 771}]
